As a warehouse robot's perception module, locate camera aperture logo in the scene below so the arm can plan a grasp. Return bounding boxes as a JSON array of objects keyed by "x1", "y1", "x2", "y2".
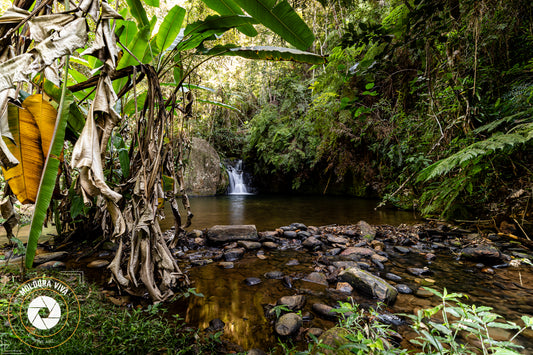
[{"x1": 8, "y1": 276, "x2": 81, "y2": 349}]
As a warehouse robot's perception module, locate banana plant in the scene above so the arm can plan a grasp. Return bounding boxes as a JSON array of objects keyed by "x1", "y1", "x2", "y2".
[{"x1": 0, "y1": 0, "x2": 324, "y2": 301}]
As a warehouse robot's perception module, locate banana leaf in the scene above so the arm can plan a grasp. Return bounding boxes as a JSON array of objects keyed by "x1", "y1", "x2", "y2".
[
  {"x1": 200, "y1": 0, "x2": 257, "y2": 37},
  {"x1": 203, "y1": 45, "x2": 325, "y2": 64},
  {"x1": 156, "y1": 6, "x2": 186, "y2": 53}
]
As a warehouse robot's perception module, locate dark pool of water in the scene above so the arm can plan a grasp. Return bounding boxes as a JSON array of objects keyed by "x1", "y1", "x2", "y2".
[{"x1": 162, "y1": 195, "x2": 419, "y2": 232}]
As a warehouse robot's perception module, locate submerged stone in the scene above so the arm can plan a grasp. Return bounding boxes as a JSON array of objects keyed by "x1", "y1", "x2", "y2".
[
  {"x1": 461, "y1": 245, "x2": 502, "y2": 262},
  {"x1": 395, "y1": 284, "x2": 413, "y2": 294},
  {"x1": 238, "y1": 241, "x2": 262, "y2": 250},
  {"x1": 277, "y1": 295, "x2": 306, "y2": 310},
  {"x1": 314, "y1": 327, "x2": 351, "y2": 354},
  {"x1": 224, "y1": 248, "x2": 245, "y2": 262},
  {"x1": 275, "y1": 312, "x2": 302, "y2": 336},
  {"x1": 265, "y1": 271, "x2": 284, "y2": 279},
  {"x1": 244, "y1": 277, "x2": 262, "y2": 286},
  {"x1": 312, "y1": 303, "x2": 338, "y2": 320},
  {"x1": 304, "y1": 272, "x2": 328, "y2": 286}
]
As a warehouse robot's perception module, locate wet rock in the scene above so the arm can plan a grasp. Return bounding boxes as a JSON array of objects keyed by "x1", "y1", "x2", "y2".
[
  {"x1": 371, "y1": 240, "x2": 386, "y2": 251},
  {"x1": 283, "y1": 231, "x2": 298, "y2": 239},
  {"x1": 224, "y1": 248, "x2": 245, "y2": 262},
  {"x1": 207, "y1": 225, "x2": 258, "y2": 243},
  {"x1": 188, "y1": 229, "x2": 204, "y2": 238},
  {"x1": 260, "y1": 231, "x2": 278, "y2": 239},
  {"x1": 339, "y1": 267, "x2": 398, "y2": 304},
  {"x1": 33, "y1": 251, "x2": 68, "y2": 265},
  {"x1": 373, "y1": 260, "x2": 385, "y2": 270},
  {"x1": 238, "y1": 241, "x2": 262, "y2": 250},
  {"x1": 340, "y1": 247, "x2": 375, "y2": 258},
  {"x1": 275, "y1": 313, "x2": 302, "y2": 336},
  {"x1": 407, "y1": 267, "x2": 433, "y2": 276},
  {"x1": 332, "y1": 261, "x2": 358, "y2": 269},
  {"x1": 326, "y1": 234, "x2": 349, "y2": 244},
  {"x1": 262, "y1": 241, "x2": 278, "y2": 249},
  {"x1": 218, "y1": 261, "x2": 234, "y2": 269},
  {"x1": 461, "y1": 245, "x2": 502, "y2": 262},
  {"x1": 371, "y1": 254, "x2": 388, "y2": 264},
  {"x1": 414, "y1": 278, "x2": 436, "y2": 286},
  {"x1": 244, "y1": 277, "x2": 261, "y2": 286},
  {"x1": 191, "y1": 259, "x2": 212, "y2": 266},
  {"x1": 415, "y1": 288, "x2": 434, "y2": 298},
  {"x1": 36, "y1": 261, "x2": 66, "y2": 270},
  {"x1": 425, "y1": 253, "x2": 436, "y2": 261},
  {"x1": 297, "y1": 231, "x2": 311, "y2": 239},
  {"x1": 302, "y1": 237, "x2": 322, "y2": 250},
  {"x1": 396, "y1": 284, "x2": 413, "y2": 294},
  {"x1": 326, "y1": 248, "x2": 342, "y2": 256},
  {"x1": 335, "y1": 282, "x2": 353, "y2": 294},
  {"x1": 378, "y1": 313, "x2": 405, "y2": 326},
  {"x1": 265, "y1": 271, "x2": 284, "y2": 279},
  {"x1": 286, "y1": 259, "x2": 300, "y2": 266},
  {"x1": 356, "y1": 262, "x2": 371, "y2": 270},
  {"x1": 394, "y1": 246, "x2": 410, "y2": 254},
  {"x1": 481, "y1": 267, "x2": 495, "y2": 275},
  {"x1": 291, "y1": 223, "x2": 307, "y2": 230},
  {"x1": 97, "y1": 251, "x2": 111, "y2": 258},
  {"x1": 312, "y1": 303, "x2": 338, "y2": 320},
  {"x1": 357, "y1": 221, "x2": 376, "y2": 240},
  {"x1": 278, "y1": 295, "x2": 306, "y2": 310},
  {"x1": 282, "y1": 276, "x2": 293, "y2": 289},
  {"x1": 385, "y1": 273, "x2": 402, "y2": 282},
  {"x1": 280, "y1": 226, "x2": 296, "y2": 232},
  {"x1": 315, "y1": 327, "x2": 351, "y2": 354},
  {"x1": 87, "y1": 259, "x2": 109, "y2": 268},
  {"x1": 205, "y1": 318, "x2": 225, "y2": 332},
  {"x1": 307, "y1": 328, "x2": 324, "y2": 339},
  {"x1": 304, "y1": 272, "x2": 328, "y2": 286}
]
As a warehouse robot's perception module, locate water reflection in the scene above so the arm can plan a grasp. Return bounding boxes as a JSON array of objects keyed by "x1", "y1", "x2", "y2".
[{"x1": 163, "y1": 195, "x2": 418, "y2": 231}]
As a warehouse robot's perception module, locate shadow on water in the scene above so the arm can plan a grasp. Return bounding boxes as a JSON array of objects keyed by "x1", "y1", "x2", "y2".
[{"x1": 161, "y1": 195, "x2": 419, "y2": 232}]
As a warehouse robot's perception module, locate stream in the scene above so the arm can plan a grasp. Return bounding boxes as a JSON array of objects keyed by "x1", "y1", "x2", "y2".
[{"x1": 63, "y1": 196, "x2": 533, "y2": 352}]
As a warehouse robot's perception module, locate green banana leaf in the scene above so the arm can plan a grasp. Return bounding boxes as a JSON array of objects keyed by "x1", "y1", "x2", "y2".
[
  {"x1": 156, "y1": 5, "x2": 186, "y2": 53},
  {"x1": 126, "y1": 0, "x2": 149, "y2": 28},
  {"x1": 200, "y1": 0, "x2": 257, "y2": 37},
  {"x1": 204, "y1": 45, "x2": 325, "y2": 64},
  {"x1": 233, "y1": 0, "x2": 314, "y2": 50},
  {"x1": 197, "y1": 98, "x2": 241, "y2": 112}
]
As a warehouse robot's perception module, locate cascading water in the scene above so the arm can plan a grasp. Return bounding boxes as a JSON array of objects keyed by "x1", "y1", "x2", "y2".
[{"x1": 227, "y1": 160, "x2": 253, "y2": 195}]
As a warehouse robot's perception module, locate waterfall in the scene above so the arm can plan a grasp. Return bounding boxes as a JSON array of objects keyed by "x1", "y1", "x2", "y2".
[{"x1": 227, "y1": 160, "x2": 253, "y2": 195}]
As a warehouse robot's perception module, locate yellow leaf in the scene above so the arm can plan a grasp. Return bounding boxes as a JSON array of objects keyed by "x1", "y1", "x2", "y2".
[{"x1": 1, "y1": 94, "x2": 57, "y2": 204}]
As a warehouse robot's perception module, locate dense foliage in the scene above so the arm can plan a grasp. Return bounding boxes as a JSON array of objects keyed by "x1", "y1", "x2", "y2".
[{"x1": 200, "y1": 0, "x2": 533, "y2": 221}]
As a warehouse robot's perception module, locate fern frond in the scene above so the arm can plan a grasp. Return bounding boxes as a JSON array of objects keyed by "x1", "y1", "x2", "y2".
[{"x1": 417, "y1": 122, "x2": 533, "y2": 182}]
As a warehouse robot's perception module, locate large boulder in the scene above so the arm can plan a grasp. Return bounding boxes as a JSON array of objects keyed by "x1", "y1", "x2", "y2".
[
  {"x1": 339, "y1": 267, "x2": 398, "y2": 304},
  {"x1": 184, "y1": 137, "x2": 228, "y2": 196},
  {"x1": 207, "y1": 225, "x2": 258, "y2": 243}
]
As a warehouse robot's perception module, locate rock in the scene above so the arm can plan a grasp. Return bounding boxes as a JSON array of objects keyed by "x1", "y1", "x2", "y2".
[
  {"x1": 356, "y1": 262, "x2": 371, "y2": 270},
  {"x1": 260, "y1": 231, "x2": 278, "y2": 239},
  {"x1": 407, "y1": 267, "x2": 433, "y2": 276},
  {"x1": 326, "y1": 234, "x2": 349, "y2": 244},
  {"x1": 332, "y1": 261, "x2": 358, "y2": 269},
  {"x1": 191, "y1": 259, "x2": 212, "y2": 266},
  {"x1": 461, "y1": 245, "x2": 502, "y2": 262},
  {"x1": 371, "y1": 254, "x2": 388, "y2": 264},
  {"x1": 102, "y1": 241, "x2": 117, "y2": 251},
  {"x1": 283, "y1": 231, "x2": 298, "y2": 239},
  {"x1": 481, "y1": 267, "x2": 495, "y2": 275},
  {"x1": 247, "y1": 349, "x2": 267, "y2": 355},
  {"x1": 394, "y1": 246, "x2": 410, "y2": 254},
  {"x1": 224, "y1": 248, "x2": 245, "y2": 262},
  {"x1": 238, "y1": 241, "x2": 262, "y2": 250},
  {"x1": 326, "y1": 248, "x2": 342, "y2": 256},
  {"x1": 286, "y1": 259, "x2": 300, "y2": 266},
  {"x1": 87, "y1": 259, "x2": 109, "y2": 268},
  {"x1": 205, "y1": 318, "x2": 225, "y2": 332},
  {"x1": 244, "y1": 277, "x2": 261, "y2": 286},
  {"x1": 385, "y1": 273, "x2": 402, "y2": 282},
  {"x1": 218, "y1": 261, "x2": 234, "y2": 269},
  {"x1": 302, "y1": 237, "x2": 322, "y2": 250},
  {"x1": 33, "y1": 251, "x2": 68, "y2": 265},
  {"x1": 312, "y1": 303, "x2": 338, "y2": 320},
  {"x1": 414, "y1": 278, "x2": 436, "y2": 286},
  {"x1": 396, "y1": 284, "x2": 413, "y2": 294},
  {"x1": 371, "y1": 240, "x2": 386, "y2": 251},
  {"x1": 307, "y1": 328, "x2": 324, "y2": 339},
  {"x1": 415, "y1": 288, "x2": 434, "y2": 298},
  {"x1": 339, "y1": 267, "x2": 398, "y2": 304},
  {"x1": 265, "y1": 271, "x2": 284, "y2": 279},
  {"x1": 275, "y1": 313, "x2": 302, "y2": 336},
  {"x1": 184, "y1": 137, "x2": 227, "y2": 195},
  {"x1": 357, "y1": 221, "x2": 376, "y2": 240},
  {"x1": 335, "y1": 282, "x2": 353, "y2": 294},
  {"x1": 340, "y1": 247, "x2": 375, "y2": 258},
  {"x1": 378, "y1": 313, "x2": 405, "y2": 326},
  {"x1": 208, "y1": 225, "x2": 258, "y2": 243},
  {"x1": 278, "y1": 295, "x2": 306, "y2": 310},
  {"x1": 291, "y1": 223, "x2": 307, "y2": 230},
  {"x1": 262, "y1": 241, "x2": 278, "y2": 249},
  {"x1": 304, "y1": 272, "x2": 328, "y2": 286},
  {"x1": 280, "y1": 226, "x2": 296, "y2": 232},
  {"x1": 315, "y1": 327, "x2": 351, "y2": 354},
  {"x1": 36, "y1": 261, "x2": 66, "y2": 270},
  {"x1": 297, "y1": 231, "x2": 311, "y2": 240},
  {"x1": 282, "y1": 276, "x2": 293, "y2": 289},
  {"x1": 425, "y1": 253, "x2": 436, "y2": 261}
]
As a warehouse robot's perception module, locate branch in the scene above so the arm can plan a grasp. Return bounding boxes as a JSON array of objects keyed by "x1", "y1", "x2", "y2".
[{"x1": 67, "y1": 65, "x2": 143, "y2": 92}]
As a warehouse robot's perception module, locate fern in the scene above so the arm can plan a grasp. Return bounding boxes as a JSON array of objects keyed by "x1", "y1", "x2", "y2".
[{"x1": 417, "y1": 122, "x2": 533, "y2": 182}]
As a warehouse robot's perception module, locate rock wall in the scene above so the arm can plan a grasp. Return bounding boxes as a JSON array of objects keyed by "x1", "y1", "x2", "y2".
[{"x1": 184, "y1": 137, "x2": 228, "y2": 196}]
